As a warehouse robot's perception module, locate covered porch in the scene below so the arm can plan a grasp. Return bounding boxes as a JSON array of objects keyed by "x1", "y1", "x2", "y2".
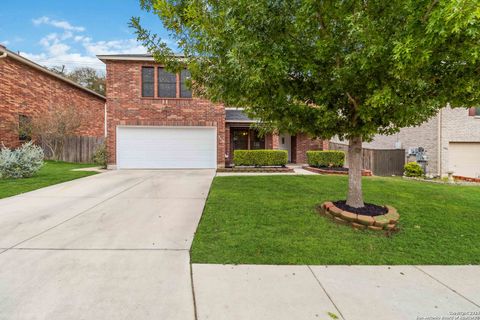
[{"x1": 225, "y1": 109, "x2": 327, "y2": 166}]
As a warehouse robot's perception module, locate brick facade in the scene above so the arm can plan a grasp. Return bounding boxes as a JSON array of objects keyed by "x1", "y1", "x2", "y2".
[
  {"x1": 104, "y1": 60, "x2": 226, "y2": 167},
  {"x1": 103, "y1": 58, "x2": 329, "y2": 168},
  {"x1": 293, "y1": 133, "x2": 326, "y2": 164},
  {"x1": 0, "y1": 52, "x2": 105, "y2": 148},
  {"x1": 226, "y1": 125, "x2": 326, "y2": 165},
  {"x1": 335, "y1": 106, "x2": 480, "y2": 176}
]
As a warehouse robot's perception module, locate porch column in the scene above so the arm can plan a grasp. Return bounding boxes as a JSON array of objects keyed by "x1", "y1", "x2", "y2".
[
  {"x1": 271, "y1": 133, "x2": 280, "y2": 149},
  {"x1": 322, "y1": 139, "x2": 329, "y2": 150}
]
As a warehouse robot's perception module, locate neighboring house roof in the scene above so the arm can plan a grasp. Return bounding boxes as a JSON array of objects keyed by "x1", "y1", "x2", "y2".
[
  {"x1": 0, "y1": 45, "x2": 105, "y2": 100},
  {"x1": 226, "y1": 109, "x2": 257, "y2": 123},
  {"x1": 97, "y1": 53, "x2": 184, "y2": 62}
]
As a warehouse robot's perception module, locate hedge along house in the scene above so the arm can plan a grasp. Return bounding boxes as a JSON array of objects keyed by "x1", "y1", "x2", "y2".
[
  {"x1": 0, "y1": 45, "x2": 106, "y2": 149},
  {"x1": 98, "y1": 53, "x2": 328, "y2": 169}
]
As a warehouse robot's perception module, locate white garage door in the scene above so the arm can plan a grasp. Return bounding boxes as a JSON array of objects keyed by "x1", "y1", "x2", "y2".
[
  {"x1": 448, "y1": 142, "x2": 480, "y2": 178},
  {"x1": 117, "y1": 126, "x2": 217, "y2": 169}
]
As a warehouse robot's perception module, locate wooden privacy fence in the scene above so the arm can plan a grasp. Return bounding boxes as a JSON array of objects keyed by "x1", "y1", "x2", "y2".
[
  {"x1": 329, "y1": 142, "x2": 406, "y2": 176},
  {"x1": 41, "y1": 136, "x2": 105, "y2": 163}
]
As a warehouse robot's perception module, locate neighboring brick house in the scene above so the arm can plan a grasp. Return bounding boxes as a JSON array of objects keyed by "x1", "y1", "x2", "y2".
[
  {"x1": 0, "y1": 45, "x2": 106, "y2": 148},
  {"x1": 360, "y1": 106, "x2": 480, "y2": 178},
  {"x1": 97, "y1": 54, "x2": 327, "y2": 169}
]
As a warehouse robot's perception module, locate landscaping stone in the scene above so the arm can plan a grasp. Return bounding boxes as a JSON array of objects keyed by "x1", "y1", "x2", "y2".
[
  {"x1": 318, "y1": 201, "x2": 399, "y2": 234},
  {"x1": 351, "y1": 222, "x2": 366, "y2": 230},
  {"x1": 384, "y1": 212, "x2": 400, "y2": 224},
  {"x1": 386, "y1": 224, "x2": 397, "y2": 231},
  {"x1": 323, "y1": 202, "x2": 334, "y2": 210},
  {"x1": 373, "y1": 216, "x2": 388, "y2": 226},
  {"x1": 328, "y1": 206, "x2": 343, "y2": 217},
  {"x1": 334, "y1": 217, "x2": 349, "y2": 226},
  {"x1": 356, "y1": 215, "x2": 375, "y2": 226},
  {"x1": 340, "y1": 210, "x2": 357, "y2": 222}
]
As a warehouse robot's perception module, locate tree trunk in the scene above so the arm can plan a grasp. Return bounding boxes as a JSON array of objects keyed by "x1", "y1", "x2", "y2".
[{"x1": 346, "y1": 136, "x2": 365, "y2": 208}]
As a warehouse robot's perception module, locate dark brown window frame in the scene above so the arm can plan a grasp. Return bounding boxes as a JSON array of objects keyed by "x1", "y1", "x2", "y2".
[
  {"x1": 141, "y1": 66, "x2": 155, "y2": 97},
  {"x1": 140, "y1": 66, "x2": 193, "y2": 99}
]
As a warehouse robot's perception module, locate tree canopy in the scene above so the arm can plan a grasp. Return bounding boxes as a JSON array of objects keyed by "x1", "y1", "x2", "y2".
[
  {"x1": 132, "y1": 0, "x2": 480, "y2": 207},
  {"x1": 132, "y1": 0, "x2": 479, "y2": 140},
  {"x1": 48, "y1": 66, "x2": 106, "y2": 96}
]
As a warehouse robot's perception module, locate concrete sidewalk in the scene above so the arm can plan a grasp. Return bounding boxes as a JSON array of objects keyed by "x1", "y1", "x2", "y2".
[{"x1": 192, "y1": 264, "x2": 480, "y2": 320}]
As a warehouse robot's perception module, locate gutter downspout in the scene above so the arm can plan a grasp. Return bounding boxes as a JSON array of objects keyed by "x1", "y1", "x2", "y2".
[{"x1": 104, "y1": 103, "x2": 107, "y2": 137}]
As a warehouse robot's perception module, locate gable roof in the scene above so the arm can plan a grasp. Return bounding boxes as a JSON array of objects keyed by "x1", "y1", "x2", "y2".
[{"x1": 0, "y1": 45, "x2": 105, "y2": 100}]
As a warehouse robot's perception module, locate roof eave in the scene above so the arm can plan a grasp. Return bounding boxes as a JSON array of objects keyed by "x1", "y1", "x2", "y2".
[{"x1": 0, "y1": 47, "x2": 105, "y2": 100}]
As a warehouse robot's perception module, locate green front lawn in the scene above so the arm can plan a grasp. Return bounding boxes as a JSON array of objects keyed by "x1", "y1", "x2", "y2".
[
  {"x1": 191, "y1": 175, "x2": 480, "y2": 265},
  {"x1": 0, "y1": 161, "x2": 99, "y2": 199}
]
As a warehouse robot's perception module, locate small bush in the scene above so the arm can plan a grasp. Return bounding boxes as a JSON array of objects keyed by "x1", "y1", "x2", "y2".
[
  {"x1": 404, "y1": 162, "x2": 424, "y2": 177},
  {"x1": 233, "y1": 150, "x2": 288, "y2": 167},
  {"x1": 307, "y1": 150, "x2": 345, "y2": 167},
  {"x1": 92, "y1": 143, "x2": 107, "y2": 169},
  {"x1": 0, "y1": 141, "x2": 44, "y2": 179}
]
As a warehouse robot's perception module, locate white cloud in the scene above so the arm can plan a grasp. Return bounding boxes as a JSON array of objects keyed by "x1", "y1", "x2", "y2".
[
  {"x1": 23, "y1": 16, "x2": 148, "y2": 72},
  {"x1": 83, "y1": 38, "x2": 147, "y2": 55},
  {"x1": 32, "y1": 16, "x2": 85, "y2": 32},
  {"x1": 0, "y1": 40, "x2": 9, "y2": 46}
]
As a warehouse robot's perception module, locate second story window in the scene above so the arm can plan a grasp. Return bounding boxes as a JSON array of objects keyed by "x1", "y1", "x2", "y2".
[
  {"x1": 180, "y1": 69, "x2": 192, "y2": 98},
  {"x1": 158, "y1": 68, "x2": 177, "y2": 98},
  {"x1": 141, "y1": 67, "x2": 154, "y2": 97}
]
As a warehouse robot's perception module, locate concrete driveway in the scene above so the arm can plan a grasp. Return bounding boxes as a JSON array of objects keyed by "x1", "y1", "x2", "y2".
[{"x1": 0, "y1": 169, "x2": 215, "y2": 320}]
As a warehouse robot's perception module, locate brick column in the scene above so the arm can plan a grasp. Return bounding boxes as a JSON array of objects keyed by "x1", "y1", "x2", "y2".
[
  {"x1": 322, "y1": 139, "x2": 329, "y2": 150},
  {"x1": 271, "y1": 133, "x2": 280, "y2": 150},
  {"x1": 225, "y1": 124, "x2": 231, "y2": 165}
]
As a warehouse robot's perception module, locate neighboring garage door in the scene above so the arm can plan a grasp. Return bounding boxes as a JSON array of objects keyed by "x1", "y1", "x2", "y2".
[
  {"x1": 117, "y1": 126, "x2": 217, "y2": 169},
  {"x1": 448, "y1": 142, "x2": 480, "y2": 178}
]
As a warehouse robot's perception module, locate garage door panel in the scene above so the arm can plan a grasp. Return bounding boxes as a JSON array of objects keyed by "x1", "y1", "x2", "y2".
[
  {"x1": 117, "y1": 127, "x2": 216, "y2": 169},
  {"x1": 448, "y1": 142, "x2": 480, "y2": 178}
]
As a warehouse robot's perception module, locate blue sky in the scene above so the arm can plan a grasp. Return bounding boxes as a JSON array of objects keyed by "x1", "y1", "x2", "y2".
[{"x1": 0, "y1": 0, "x2": 175, "y2": 72}]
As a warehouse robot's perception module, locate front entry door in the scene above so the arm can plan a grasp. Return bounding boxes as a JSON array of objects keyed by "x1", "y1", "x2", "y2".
[{"x1": 279, "y1": 133, "x2": 291, "y2": 162}]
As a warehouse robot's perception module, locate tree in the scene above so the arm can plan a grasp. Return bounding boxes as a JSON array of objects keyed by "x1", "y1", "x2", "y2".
[
  {"x1": 67, "y1": 67, "x2": 106, "y2": 96},
  {"x1": 131, "y1": 0, "x2": 480, "y2": 207},
  {"x1": 29, "y1": 105, "x2": 86, "y2": 160},
  {"x1": 47, "y1": 66, "x2": 106, "y2": 95},
  {"x1": 48, "y1": 65, "x2": 66, "y2": 76}
]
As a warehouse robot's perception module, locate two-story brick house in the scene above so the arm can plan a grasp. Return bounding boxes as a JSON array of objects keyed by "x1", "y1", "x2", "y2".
[{"x1": 98, "y1": 54, "x2": 327, "y2": 169}]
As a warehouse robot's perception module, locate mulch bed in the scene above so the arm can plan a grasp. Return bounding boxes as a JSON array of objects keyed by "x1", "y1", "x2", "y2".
[
  {"x1": 334, "y1": 200, "x2": 387, "y2": 216},
  {"x1": 303, "y1": 166, "x2": 373, "y2": 176},
  {"x1": 217, "y1": 167, "x2": 294, "y2": 173}
]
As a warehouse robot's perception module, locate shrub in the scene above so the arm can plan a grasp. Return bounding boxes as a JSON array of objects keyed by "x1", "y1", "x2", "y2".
[
  {"x1": 404, "y1": 162, "x2": 424, "y2": 177},
  {"x1": 92, "y1": 143, "x2": 107, "y2": 169},
  {"x1": 233, "y1": 150, "x2": 288, "y2": 167},
  {"x1": 307, "y1": 150, "x2": 345, "y2": 167},
  {"x1": 0, "y1": 141, "x2": 44, "y2": 179}
]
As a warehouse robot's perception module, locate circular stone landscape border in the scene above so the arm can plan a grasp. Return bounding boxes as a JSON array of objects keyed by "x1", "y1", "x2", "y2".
[{"x1": 316, "y1": 201, "x2": 399, "y2": 232}]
